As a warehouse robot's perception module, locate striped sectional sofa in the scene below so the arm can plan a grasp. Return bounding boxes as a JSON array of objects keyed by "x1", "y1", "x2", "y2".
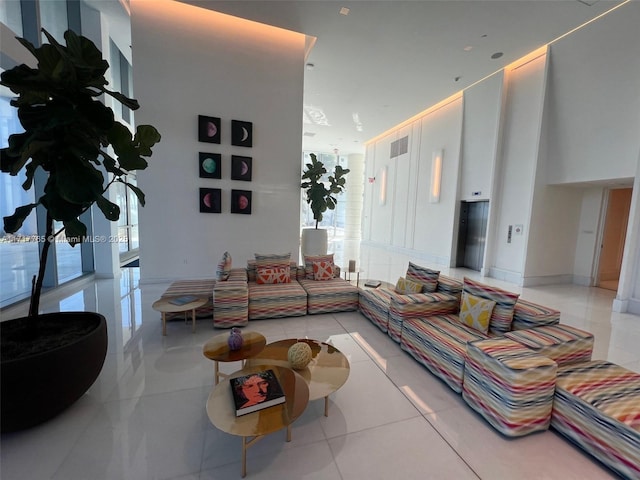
[{"x1": 359, "y1": 266, "x2": 640, "y2": 477}]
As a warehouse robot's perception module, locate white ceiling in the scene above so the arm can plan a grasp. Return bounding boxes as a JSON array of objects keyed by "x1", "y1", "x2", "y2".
[{"x1": 153, "y1": 1, "x2": 624, "y2": 154}]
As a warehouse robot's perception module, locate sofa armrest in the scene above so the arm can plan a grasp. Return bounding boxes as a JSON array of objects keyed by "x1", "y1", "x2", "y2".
[{"x1": 389, "y1": 291, "x2": 460, "y2": 319}]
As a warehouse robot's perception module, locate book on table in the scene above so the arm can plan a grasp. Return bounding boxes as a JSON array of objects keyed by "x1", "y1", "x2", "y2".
[
  {"x1": 168, "y1": 295, "x2": 199, "y2": 306},
  {"x1": 230, "y1": 369, "x2": 286, "y2": 416},
  {"x1": 364, "y1": 280, "x2": 381, "y2": 288}
]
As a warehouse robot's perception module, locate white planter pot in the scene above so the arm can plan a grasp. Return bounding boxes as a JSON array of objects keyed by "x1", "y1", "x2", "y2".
[{"x1": 301, "y1": 228, "x2": 328, "y2": 257}]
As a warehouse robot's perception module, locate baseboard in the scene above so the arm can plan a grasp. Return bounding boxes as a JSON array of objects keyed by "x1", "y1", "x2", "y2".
[
  {"x1": 626, "y1": 298, "x2": 640, "y2": 315},
  {"x1": 521, "y1": 274, "x2": 575, "y2": 287},
  {"x1": 572, "y1": 275, "x2": 593, "y2": 287},
  {"x1": 486, "y1": 267, "x2": 523, "y2": 286}
]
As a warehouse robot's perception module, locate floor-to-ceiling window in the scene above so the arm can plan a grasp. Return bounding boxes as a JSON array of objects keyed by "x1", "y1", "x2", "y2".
[
  {"x1": 301, "y1": 151, "x2": 350, "y2": 266},
  {"x1": 0, "y1": 0, "x2": 132, "y2": 306}
]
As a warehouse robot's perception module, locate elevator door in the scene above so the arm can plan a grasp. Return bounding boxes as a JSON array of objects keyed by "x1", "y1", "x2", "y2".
[{"x1": 457, "y1": 201, "x2": 489, "y2": 271}]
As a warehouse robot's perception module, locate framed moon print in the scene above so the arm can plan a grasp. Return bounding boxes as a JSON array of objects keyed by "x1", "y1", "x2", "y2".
[
  {"x1": 198, "y1": 115, "x2": 221, "y2": 144},
  {"x1": 199, "y1": 153, "x2": 221, "y2": 179},
  {"x1": 199, "y1": 188, "x2": 221, "y2": 213},
  {"x1": 231, "y1": 155, "x2": 252, "y2": 181},
  {"x1": 231, "y1": 189, "x2": 252, "y2": 214},
  {"x1": 231, "y1": 120, "x2": 252, "y2": 147}
]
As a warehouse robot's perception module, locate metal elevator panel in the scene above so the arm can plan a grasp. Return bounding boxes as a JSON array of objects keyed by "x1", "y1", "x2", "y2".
[{"x1": 457, "y1": 201, "x2": 489, "y2": 271}]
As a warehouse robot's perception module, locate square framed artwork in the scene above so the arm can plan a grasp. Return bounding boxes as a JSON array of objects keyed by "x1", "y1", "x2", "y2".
[
  {"x1": 231, "y1": 155, "x2": 252, "y2": 181},
  {"x1": 231, "y1": 189, "x2": 252, "y2": 214},
  {"x1": 231, "y1": 120, "x2": 252, "y2": 147},
  {"x1": 199, "y1": 153, "x2": 221, "y2": 179},
  {"x1": 198, "y1": 115, "x2": 221, "y2": 144},
  {"x1": 199, "y1": 188, "x2": 221, "y2": 213}
]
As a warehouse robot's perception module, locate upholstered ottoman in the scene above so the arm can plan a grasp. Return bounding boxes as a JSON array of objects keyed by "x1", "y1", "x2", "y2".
[
  {"x1": 299, "y1": 277, "x2": 359, "y2": 314},
  {"x1": 551, "y1": 360, "x2": 640, "y2": 479},
  {"x1": 401, "y1": 315, "x2": 488, "y2": 392},
  {"x1": 463, "y1": 337, "x2": 558, "y2": 437},
  {"x1": 504, "y1": 323, "x2": 593, "y2": 366},
  {"x1": 213, "y1": 281, "x2": 248, "y2": 328},
  {"x1": 359, "y1": 286, "x2": 394, "y2": 332}
]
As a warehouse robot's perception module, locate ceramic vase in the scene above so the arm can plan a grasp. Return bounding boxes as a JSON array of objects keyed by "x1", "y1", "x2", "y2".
[{"x1": 228, "y1": 328, "x2": 244, "y2": 351}]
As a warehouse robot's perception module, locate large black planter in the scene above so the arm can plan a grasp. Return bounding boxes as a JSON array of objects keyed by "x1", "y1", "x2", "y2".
[{"x1": 1, "y1": 312, "x2": 108, "y2": 433}]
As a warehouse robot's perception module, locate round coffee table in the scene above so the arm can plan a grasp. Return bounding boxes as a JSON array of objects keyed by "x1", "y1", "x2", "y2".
[
  {"x1": 206, "y1": 365, "x2": 309, "y2": 477},
  {"x1": 202, "y1": 331, "x2": 267, "y2": 385},
  {"x1": 245, "y1": 338, "x2": 350, "y2": 416},
  {"x1": 152, "y1": 296, "x2": 208, "y2": 336}
]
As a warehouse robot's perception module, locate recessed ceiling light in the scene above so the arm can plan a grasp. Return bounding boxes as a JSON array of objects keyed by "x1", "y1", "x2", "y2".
[
  {"x1": 306, "y1": 63, "x2": 315, "y2": 70},
  {"x1": 463, "y1": 46, "x2": 473, "y2": 52},
  {"x1": 339, "y1": 7, "x2": 350, "y2": 16},
  {"x1": 491, "y1": 52, "x2": 504, "y2": 59}
]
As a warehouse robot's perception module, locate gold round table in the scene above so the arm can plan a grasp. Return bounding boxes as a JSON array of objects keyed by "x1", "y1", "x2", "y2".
[
  {"x1": 206, "y1": 365, "x2": 309, "y2": 477},
  {"x1": 152, "y1": 296, "x2": 208, "y2": 336},
  {"x1": 245, "y1": 338, "x2": 350, "y2": 416},
  {"x1": 202, "y1": 331, "x2": 267, "y2": 385}
]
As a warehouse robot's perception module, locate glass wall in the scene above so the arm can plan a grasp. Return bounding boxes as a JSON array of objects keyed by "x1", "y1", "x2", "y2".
[
  {"x1": 0, "y1": 0, "x2": 131, "y2": 306},
  {"x1": 301, "y1": 151, "x2": 349, "y2": 265}
]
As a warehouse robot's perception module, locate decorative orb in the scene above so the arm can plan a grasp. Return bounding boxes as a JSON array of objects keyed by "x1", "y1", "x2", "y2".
[
  {"x1": 227, "y1": 328, "x2": 244, "y2": 351},
  {"x1": 288, "y1": 342, "x2": 312, "y2": 369}
]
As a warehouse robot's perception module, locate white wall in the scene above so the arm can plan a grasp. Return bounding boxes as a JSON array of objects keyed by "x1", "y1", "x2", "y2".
[
  {"x1": 131, "y1": 0, "x2": 306, "y2": 282},
  {"x1": 545, "y1": 2, "x2": 640, "y2": 185},
  {"x1": 361, "y1": 1, "x2": 640, "y2": 313}
]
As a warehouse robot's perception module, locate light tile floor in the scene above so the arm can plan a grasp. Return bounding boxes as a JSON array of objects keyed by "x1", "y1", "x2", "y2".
[{"x1": 1, "y1": 267, "x2": 638, "y2": 479}]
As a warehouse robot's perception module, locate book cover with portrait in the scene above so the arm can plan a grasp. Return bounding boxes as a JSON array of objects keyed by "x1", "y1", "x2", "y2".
[{"x1": 230, "y1": 369, "x2": 285, "y2": 416}]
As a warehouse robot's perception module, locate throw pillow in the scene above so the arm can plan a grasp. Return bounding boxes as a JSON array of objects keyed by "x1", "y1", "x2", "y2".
[
  {"x1": 395, "y1": 277, "x2": 423, "y2": 294},
  {"x1": 462, "y1": 277, "x2": 520, "y2": 335},
  {"x1": 304, "y1": 253, "x2": 334, "y2": 279},
  {"x1": 459, "y1": 291, "x2": 495, "y2": 334},
  {"x1": 256, "y1": 266, "x2": 291, "y2": 284},
  {"x1": 406, "y1": 262, "x2": 440, "y2": 293},
  {"x1": 313, "y1": 261, "x2": 334, "y2": 281},
  {"x1": 215, "y1": 252, "x2": 231, "y2": 281}
]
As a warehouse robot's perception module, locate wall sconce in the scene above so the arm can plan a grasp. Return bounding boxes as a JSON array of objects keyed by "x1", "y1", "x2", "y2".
[
  {"x1": 430, "y1": 149, "x2": 443, "y2": 203},
  {"x1": 379, "y1": 166, "x2": 387, "y2": 205}
]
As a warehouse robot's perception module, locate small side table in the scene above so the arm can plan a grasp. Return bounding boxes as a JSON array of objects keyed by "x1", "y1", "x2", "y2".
[
  {"x1": 202, "y1": 331, "x2": 267, "y2": 385},
  {"x1": 152, "y1": 297, "x2": 208, "y2": 336}
]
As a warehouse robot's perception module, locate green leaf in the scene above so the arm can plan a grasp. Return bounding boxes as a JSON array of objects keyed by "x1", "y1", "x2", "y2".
[
  {"x1": 119, "y1": 179, "x2": 146, "y2": 207},
  {"x1": 96, "y1": 195, "x2": 120, "y2": 221},
  {"x1": 40, "y1": 186, "x2": 85, "y2": 221},
  {"x1": 54, "y1": 151, "x2": 104, "y2": 204},
  {"x1": 3, "y1": 204, "x2": 38, "y2": 233},
  {"x1": 102, "y1": 89, "x2": 140, "y2": 111},
  {"x1": 63, "y1": 218, "x2": 87, "y2": 246}
]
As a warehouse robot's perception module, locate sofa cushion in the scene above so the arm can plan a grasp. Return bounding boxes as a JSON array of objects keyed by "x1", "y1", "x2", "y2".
[
  {"x1": 395, "y1": 276, "x2": 423, "y2": 294},
  {"x1": 312, "y1": 260, "x2": 334, "y2": 281},
  {"x1": 255, "y1": 252, "x2": 291, "y2": 269},
  {"x1": 462, "y1": 277, "x2": 520, "y2": 335},
  {"x1": 459, "y1": 291, "x2": 495, "y2": 334},
  {"x1": 256, "y1": 266, "x2": 291, "y2": 284},
  {"x1": 299, "y1": 277, "x2": 358, "y2": 314},
  {"x1": 247, "y1": 281, "x2": 307, "y2": 319},
  {"x1": 406, "y1": 262, "x2": 439, "y2": 293},
  {"x1": 304, "y1": 253, "x2": 334, "y2": 279}
]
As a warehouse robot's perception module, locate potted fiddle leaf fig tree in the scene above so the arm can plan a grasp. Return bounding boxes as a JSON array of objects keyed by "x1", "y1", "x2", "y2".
[
  {"x1": 0, "y1": 28, "x2": 161, "y2": 432},
  {"x1": 300, "y1": 153, "x2": 349, "y2": 255}
]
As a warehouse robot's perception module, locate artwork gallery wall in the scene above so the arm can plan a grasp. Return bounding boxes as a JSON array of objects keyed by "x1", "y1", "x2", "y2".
[
  {"x1": 361, "y1": 2, "x2": 640, "y2": 313},
  {"x1": 131, "y1": 0, "x2": 306, "y2": 282}
]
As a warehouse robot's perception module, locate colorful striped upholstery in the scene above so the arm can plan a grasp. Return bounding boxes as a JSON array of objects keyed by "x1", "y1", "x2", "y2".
[
  {"x1": 213, "y1": 281, "x2": 248, "y2": 328},
  {"x1": 504, "y1": 324, "x2": 593, "y2": 366},
  {"x1": 247, "y1": 280, "x2": 307, "y2": 319},
  {"x1": 299, "y1": 277, "x2": 359, "y2": 314},
  {"x1": 161, "y1": 278, "x2": 216, "y2": 320},
  {"x1": 406, "y1": 262, "x2": 440, "y2": 293},
  {"x1": 512, "y1": 298, "x2": 561, "y2": 330},
  {"x1": 463, "y1": 277, "x2": 520, "y2": 335},
  {"x1": 551, "y1": 361, "x2": 640, "y2": 479},
  {"x1": 400, "y1": 315, "x2": 488, "y2": 392},
  {"x1": 463, "y1": 338, "x2": 557, "y2": 437},
  {"x1": 388, "y1": 291, "x2": 459, "y2": 343},
  {"x1": 436, "y1": 275, "x2": 463, "y2": 301},
  {"x1": 358, "y1": 287, "x2": 394, "y2": 332}
]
